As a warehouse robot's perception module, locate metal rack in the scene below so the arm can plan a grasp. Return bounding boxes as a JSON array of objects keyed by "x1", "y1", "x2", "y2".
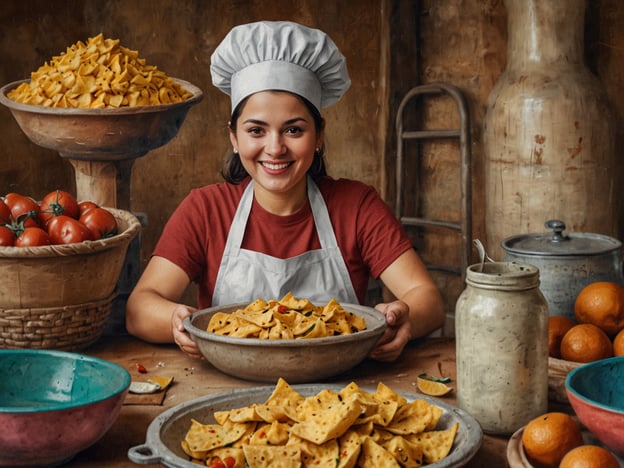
[{"x1": 395, "y1": 82, "x2": 472, "y2": 280}]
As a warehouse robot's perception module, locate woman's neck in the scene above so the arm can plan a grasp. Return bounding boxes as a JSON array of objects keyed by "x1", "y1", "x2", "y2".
[{"x1": 252, "y1": 179, "x2": 308, "y2": 216}]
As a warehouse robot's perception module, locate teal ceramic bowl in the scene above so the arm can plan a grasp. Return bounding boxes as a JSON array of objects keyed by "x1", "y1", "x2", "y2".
[
  {"x1": 565, "y1": 355, "x2": 624, "y2": 458},
  {"x1": 0, "y1": 349, "x2": 130, "y2": 467}
]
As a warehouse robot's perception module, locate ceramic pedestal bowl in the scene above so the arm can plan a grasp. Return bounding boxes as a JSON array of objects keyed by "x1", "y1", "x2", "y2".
[
  {"x1": 565, "y1": 355, "x2": 624, "y2": 458},
  {"x1": 0, "y1": 349, "x2": 130, "y2": 467},
  {"x1": 0, "y1": 78, "x2": 203, "y2": 161},
  {"x1": 184, "y1": 303, "x2": 387, "y2": 383}
]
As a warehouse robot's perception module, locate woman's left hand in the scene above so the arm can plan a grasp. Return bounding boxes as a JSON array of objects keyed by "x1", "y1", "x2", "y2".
[{"x1": 369, "y1": 300, "x2": 413, "y2": 361}]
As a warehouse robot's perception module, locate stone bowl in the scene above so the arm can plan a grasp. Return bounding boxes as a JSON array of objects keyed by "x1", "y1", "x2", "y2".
[
  {"x1": 0, "y1": 349, "x2": 130, "y2": 467},
  {"x1": 565, "y1": 355, "x2": 624, "y2": 458},
  {"x1": 0, "y1": 78, "x2": 203, "y2": 161},
  {"x1": 184, "y1": 303, "x2": 387, "y2": 383}
]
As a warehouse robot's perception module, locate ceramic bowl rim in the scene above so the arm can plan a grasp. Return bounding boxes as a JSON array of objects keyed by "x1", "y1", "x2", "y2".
[
  {"x1": 184, "y1": 302, "x2": 387, "y2": 348},
  {"x1": 0, "y1": 349, "x2": 131, "y2": 414},
  {"x1": 0, "y1": 78, "x2": 203, "y2": 116},
  {"x1": 565, "y1": 355, "x2": 624, "y2": 416}
]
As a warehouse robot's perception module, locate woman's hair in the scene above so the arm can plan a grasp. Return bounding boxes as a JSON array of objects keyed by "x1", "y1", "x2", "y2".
[{"x1": 221, "y1": 94, "x2": 327, "y2": 184}]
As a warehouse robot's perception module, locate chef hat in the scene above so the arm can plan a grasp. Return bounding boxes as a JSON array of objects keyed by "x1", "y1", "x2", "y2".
[{"x1": 210, "y1": 21, "x2": 350, "y2": 112}]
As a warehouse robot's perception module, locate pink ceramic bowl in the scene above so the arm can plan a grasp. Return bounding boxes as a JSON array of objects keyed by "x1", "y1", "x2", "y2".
[
  {"x1": 0, "y1": 349, "x2": 130, "y2": 467},
  {"x1": 565, "y1": 355, "x2": 624, "y2": 458}
]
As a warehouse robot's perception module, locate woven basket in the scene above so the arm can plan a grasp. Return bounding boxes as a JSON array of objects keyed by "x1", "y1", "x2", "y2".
[{"x1": 0, "y1": 208, "x2": 141, "y2": 350}]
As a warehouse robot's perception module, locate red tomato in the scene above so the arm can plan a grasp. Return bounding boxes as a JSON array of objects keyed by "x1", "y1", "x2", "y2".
[
  {"x1": 209, "y1": 459, "x2": 226, "y2": 468},
  {"x1": 15, "y1": 227, "x2": 52, "y2": 247},
  {"x1": 78, "y1": 200, "x2": 99, "y2": 217},
  {"x1": 223, "y1": 457, "x2": 236, "y2": 468},
  {"x1": 47, "y1": 215, "x2": 93, "y2": 244},
  {"x1": 0, "y1": 226, "x2": 15, "y2": 246},
  {"x1": 0, "y1": 199, "x2": 11, "y2": 224},
  {"x1": 4, "y1": 193, "x2": 40, "y2": 228},
  {"x1": 79, "y1": 207, "x2": 117, "y2": 240},
  {"x1": 39, "y1": 190, "x2": 79, "y2": 225}
]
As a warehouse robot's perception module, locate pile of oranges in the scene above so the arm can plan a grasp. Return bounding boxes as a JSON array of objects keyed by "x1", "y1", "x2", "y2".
[
  {"x1": 548, "y1": 281, "x2": 624, "y2": 362},
  {"x1": 521, "y1": 412, "x2": 619, "y2": 467}
]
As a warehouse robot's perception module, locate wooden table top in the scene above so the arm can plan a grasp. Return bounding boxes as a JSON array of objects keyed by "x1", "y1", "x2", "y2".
[{"x1": 64, "y1": 335, "x2": 560, "y2": 467}]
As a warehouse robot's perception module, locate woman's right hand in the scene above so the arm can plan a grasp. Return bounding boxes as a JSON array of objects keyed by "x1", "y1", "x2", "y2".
[{"x1": 171, "y1": 304, "x2": 202, "y2": 359}]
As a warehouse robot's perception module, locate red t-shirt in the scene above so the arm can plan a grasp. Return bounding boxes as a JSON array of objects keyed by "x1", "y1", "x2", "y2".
[{"x1": 153, "y1": 176, "x2": 413, "y2": 308}]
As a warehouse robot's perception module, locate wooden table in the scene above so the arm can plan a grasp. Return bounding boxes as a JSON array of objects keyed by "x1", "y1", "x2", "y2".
[{"x1": 64, "y1": 335, "x2": 557, "y2": 467}]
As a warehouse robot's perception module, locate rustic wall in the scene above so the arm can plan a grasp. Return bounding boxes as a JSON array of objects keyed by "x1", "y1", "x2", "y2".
[{"x1": 1, "y1": 0, "x2": 622, "y2": 334}]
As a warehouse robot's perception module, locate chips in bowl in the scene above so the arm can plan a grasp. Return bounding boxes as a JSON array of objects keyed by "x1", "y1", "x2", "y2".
[
  {"x1": 8, "y1": 33, "x2": 192, "y2": 108},
  {"x1": 181, "y1": 379, "x2": 459, "y2": 467},
  {"x1": 207, "y1": 293, "x2": 367, "y2": 340}
]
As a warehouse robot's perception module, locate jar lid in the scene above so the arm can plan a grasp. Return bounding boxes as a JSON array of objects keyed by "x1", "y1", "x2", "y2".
[{"x1": 502, "y1": 220, "x2": 622, "y2": 257}]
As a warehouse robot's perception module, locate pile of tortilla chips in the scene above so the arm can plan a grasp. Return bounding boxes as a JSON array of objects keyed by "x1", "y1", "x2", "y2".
[
  {"x1": 182, "y1": 379, "x2": 458, "y2": 467},
  {"x1": 8, "y1": 33, "x2": 192, "y2": 108},
  {"x1": 207, "y1": 293, "x2": 367, "y2": 340}
]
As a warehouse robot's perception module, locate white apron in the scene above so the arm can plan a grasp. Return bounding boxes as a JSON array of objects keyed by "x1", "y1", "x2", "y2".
[{"x1": 212, "y1": 177, "x2": 359, "y2": 306}]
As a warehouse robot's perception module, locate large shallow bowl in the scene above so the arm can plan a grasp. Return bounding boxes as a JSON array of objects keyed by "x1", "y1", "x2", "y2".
[
  {"x1": 565, "y1": 356, "x2": 624, "y2": 458},
  {"x1": 184, "y1": 303, "x2": 387, "y2": 383},
  {"x1": 128, "y1": 383, "x2": 483, "y2": 467},
  {"x1": 0, "y1": 349, "x2": 130, "y2": 467},
  {"x1": 0, "y1": 78, "x2": 203, "y2": 161}
]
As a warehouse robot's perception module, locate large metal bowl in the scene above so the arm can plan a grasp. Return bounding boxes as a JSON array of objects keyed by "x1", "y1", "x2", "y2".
[
  {"x1": 0, "y1": 349, "x2": 130, "y2": 467},
  {"x1": 128, "y1": 384, "x2": 483, "y2": 467},
  {"x1": 184, "y1": 303, "x2": 387, "y2": 383}
]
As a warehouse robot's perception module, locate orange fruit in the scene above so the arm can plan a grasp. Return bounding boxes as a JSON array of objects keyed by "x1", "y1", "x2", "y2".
[
  {"x1": 521, "y1": 412, "x2": 584, "y2": 468},
  {"x1": 560, "y1": 323, "x2": 613, "y2": 363},
  {"x1": 574, "y1": 281, "x2": 624, "y2": 336},
  {"x1": 559, "y1": 444, "x2": 620, "y2": 468},
  {"x1": 548, "y1": 315, "x2": 576, "y2": 358},
  {"x1": 614, "y1": 328, "x2": 624, "y2": 357}
]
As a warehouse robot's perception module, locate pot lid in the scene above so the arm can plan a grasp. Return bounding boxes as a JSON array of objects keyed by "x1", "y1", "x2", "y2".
[{"x1": 502, "y1": 220, "x2": 622, "y2": 257}]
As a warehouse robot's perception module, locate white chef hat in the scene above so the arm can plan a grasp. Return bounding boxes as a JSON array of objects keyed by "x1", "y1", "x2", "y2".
[{"x1": 210, "y1": 21, "x2": 351, "y2": 112}]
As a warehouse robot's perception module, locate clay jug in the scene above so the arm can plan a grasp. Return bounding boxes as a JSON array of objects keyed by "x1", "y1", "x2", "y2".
[{"x1": 483, "y1": 0, "x2": 616, "y2": 259}]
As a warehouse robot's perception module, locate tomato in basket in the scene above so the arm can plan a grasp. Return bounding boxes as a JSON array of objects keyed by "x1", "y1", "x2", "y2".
[
  {"x1": 47, "y1": 215, "x2": 94, "y2": 244},
  {"x1": 39, "y1": 190, "x2": 80, "y2": 225},
  {"x1": 15, "y1": 226, "x2": 52, "y2": 247},
  {"x1": 0, "y1": 226, "x2": 15, "y2": 246},
  {"x1": 4, "y1": 193, "x2": 40, "y2": 228},
  {"x1": 79, "y1": 207, "x2": 118, "y2": 240}
]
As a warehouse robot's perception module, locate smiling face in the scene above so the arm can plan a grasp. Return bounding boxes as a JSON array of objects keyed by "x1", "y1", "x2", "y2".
[{"x1": 229, "y1": 91, "x2": 323, "y2": 215}]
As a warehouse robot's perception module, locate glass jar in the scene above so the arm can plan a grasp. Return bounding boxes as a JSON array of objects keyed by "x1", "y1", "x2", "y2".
[{"x1": 455, "y1": 262, "x2": 549, "y2": 435}]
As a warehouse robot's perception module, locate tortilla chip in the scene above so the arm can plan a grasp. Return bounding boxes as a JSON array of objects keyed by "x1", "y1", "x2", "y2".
[
  {"x1": 206, "y1": 447, "x2": 245, "y2": 467},
  {"x1": 337, "y1": 430, "x2": 363, "y2": 468},
  {"x1": 242, "y1": 445, "x2": 302, "y2": 468},
  {"x1": 357, "y1": 437, "x2": 401, "y2": 467},
  {"x1": 382, "y1": 435, "x2": 424, "y2": 467},
  {"x1": 184, "y1": 419, "x2": 252, "y2": 452},
  {"x1": 288, "y1": 434, "x2": 340, "y2": 466},
  {"x1": 214, "y1": 403, "x2": 261, "y2": 424},
  {"x1": 265, "y1": 378, "x2": 306, "y2": 413},
  {"x1": 386, "y1": 400, "x2": 435, "y2": 435},
  {"x1": 249, "y1": 421, "x2": 290, "y2": 446},
  {"x1": 291, "y1": 392, "x2": 362, "y2": 444},
  {"x1": 405, "y1": 422, "x2": 459, "y2": 464}
]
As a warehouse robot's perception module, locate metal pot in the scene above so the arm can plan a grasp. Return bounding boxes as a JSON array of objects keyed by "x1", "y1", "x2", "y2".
[{"x1": 502, "y1": 220, "x2": 623, "y2": 320}]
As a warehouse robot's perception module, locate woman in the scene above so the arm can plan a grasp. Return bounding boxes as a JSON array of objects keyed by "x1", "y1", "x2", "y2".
[{"x1": 126, "y1": 21, "x2": 444, "y2": 361}]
